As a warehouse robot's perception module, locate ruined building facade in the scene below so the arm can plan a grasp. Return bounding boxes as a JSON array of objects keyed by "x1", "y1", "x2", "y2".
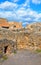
[{"x1": 0, "y1": 18, "x2": 41, "y2": 55}]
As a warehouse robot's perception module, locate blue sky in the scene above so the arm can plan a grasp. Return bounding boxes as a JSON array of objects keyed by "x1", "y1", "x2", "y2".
[{"x1": 0, "y1": 0, "x2": 41, "y2": 26}]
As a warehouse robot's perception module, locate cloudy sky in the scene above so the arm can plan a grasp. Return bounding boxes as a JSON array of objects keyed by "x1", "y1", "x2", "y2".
[{"x1": 0, "y1": 0, "x2": 41, "y2": 26}]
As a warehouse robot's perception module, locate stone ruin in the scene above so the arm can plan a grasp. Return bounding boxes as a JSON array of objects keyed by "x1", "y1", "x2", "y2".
[
  {"x1": 0, "y1": 18, "x2": 41, "y2": 56},
  {"x1": 0, "y1": 39, "x2": 17, "y2": 56}
]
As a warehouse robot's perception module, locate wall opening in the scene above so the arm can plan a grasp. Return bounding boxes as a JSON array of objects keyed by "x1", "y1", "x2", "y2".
[
  {"x1": 2, "y1": 26, "x2": 9, "y2": 29},
  {"x1": 4, "y1": 46, "x2": 8, "y2": 53},
  {"x1": 13, "y1": 25, "x2": 16, "y2": 28}
]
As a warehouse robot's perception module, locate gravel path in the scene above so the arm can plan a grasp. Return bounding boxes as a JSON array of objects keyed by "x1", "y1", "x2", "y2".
[{"x1": 1, "y1": 50, "x2": 41, "y2": 65}]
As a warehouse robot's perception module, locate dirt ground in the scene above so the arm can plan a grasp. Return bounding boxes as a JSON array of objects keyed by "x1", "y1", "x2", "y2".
[{"x1": 1, "y1": 50, "x2": 41, "y2": 65}]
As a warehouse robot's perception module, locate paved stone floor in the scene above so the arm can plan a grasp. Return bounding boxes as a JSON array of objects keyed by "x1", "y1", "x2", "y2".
[{"x1": 1, "y1": 50, "x2": 41, "y2": 65}]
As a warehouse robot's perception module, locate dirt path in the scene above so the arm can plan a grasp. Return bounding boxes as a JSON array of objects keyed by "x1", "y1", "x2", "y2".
[{"x1": 1, "y1": 50, "x2": 41, "y2": 65}]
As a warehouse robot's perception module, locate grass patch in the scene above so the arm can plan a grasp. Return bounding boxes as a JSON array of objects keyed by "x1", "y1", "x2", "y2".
[
  {"x1": 3, "y1": 55, "x2": 8, "y2": 60},
  {"x1": 36, "y1": 49, "x2": 41, "y2": 53},
  {"x1": 14, "y1": 50, "x2": 17, "y2": 54},
  {"x1": 0, "y1": 55, "x2": 8, "y2": 63}
]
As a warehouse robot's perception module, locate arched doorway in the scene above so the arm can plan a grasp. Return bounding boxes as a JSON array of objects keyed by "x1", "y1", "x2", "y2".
[{"x1": 4, "y1": 46, "x2": 8, "y2": 54}]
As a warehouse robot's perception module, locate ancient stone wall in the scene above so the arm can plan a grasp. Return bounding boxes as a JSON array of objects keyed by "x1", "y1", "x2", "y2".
[
  {"x1": 0, "y1": 22, "x2": 41, "y2": 54},
  {"x1": 9, "y1": 22, "x2": 22, "y2": 30}
]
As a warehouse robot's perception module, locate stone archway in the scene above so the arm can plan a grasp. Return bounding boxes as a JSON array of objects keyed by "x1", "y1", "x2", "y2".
[
  {"x1": 0, "y1": 39, "x2": 17, "y2": 55},
  {"x1": 4, "y1": 46, "x2": 8, "y2": 54},
  {"x1": 3, "y1": 45, "x2": 14, "y2": 54}
]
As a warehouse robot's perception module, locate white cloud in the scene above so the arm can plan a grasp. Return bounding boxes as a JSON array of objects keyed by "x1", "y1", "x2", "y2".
[
  {"x1": 17, "y1": 7, "x2": 27, "y2": 17},
  {"x1": 32, "y1": 0, "x2": 41, "y2": 4},
  {"x1": 22, "y1": 22, "x2": 29, "y2": 25},
  {"x1": 0, "y1": 6, "x2": 41, "y2": 22},
  {"x1": 33, "y1": 13, "x2": 41, "y2": 21},
  {"x1": 0, "y1": 11, "x2": 17, "y2": 20},
  {"x1": 0, "y1": 1, "x2": 18, "y2": 9},
  {"x1": 22, "y1": 0, "x2": 30, "y2": 7},
  {"x1": 16, "y1": 7, "x2": 41, "y2": 22},
  {"x1": 0, "y1": 0, "x2": 41, "y2": 25},
  {"x1": 25, "y1": 18, "x2": 31, "y2": 21}
]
